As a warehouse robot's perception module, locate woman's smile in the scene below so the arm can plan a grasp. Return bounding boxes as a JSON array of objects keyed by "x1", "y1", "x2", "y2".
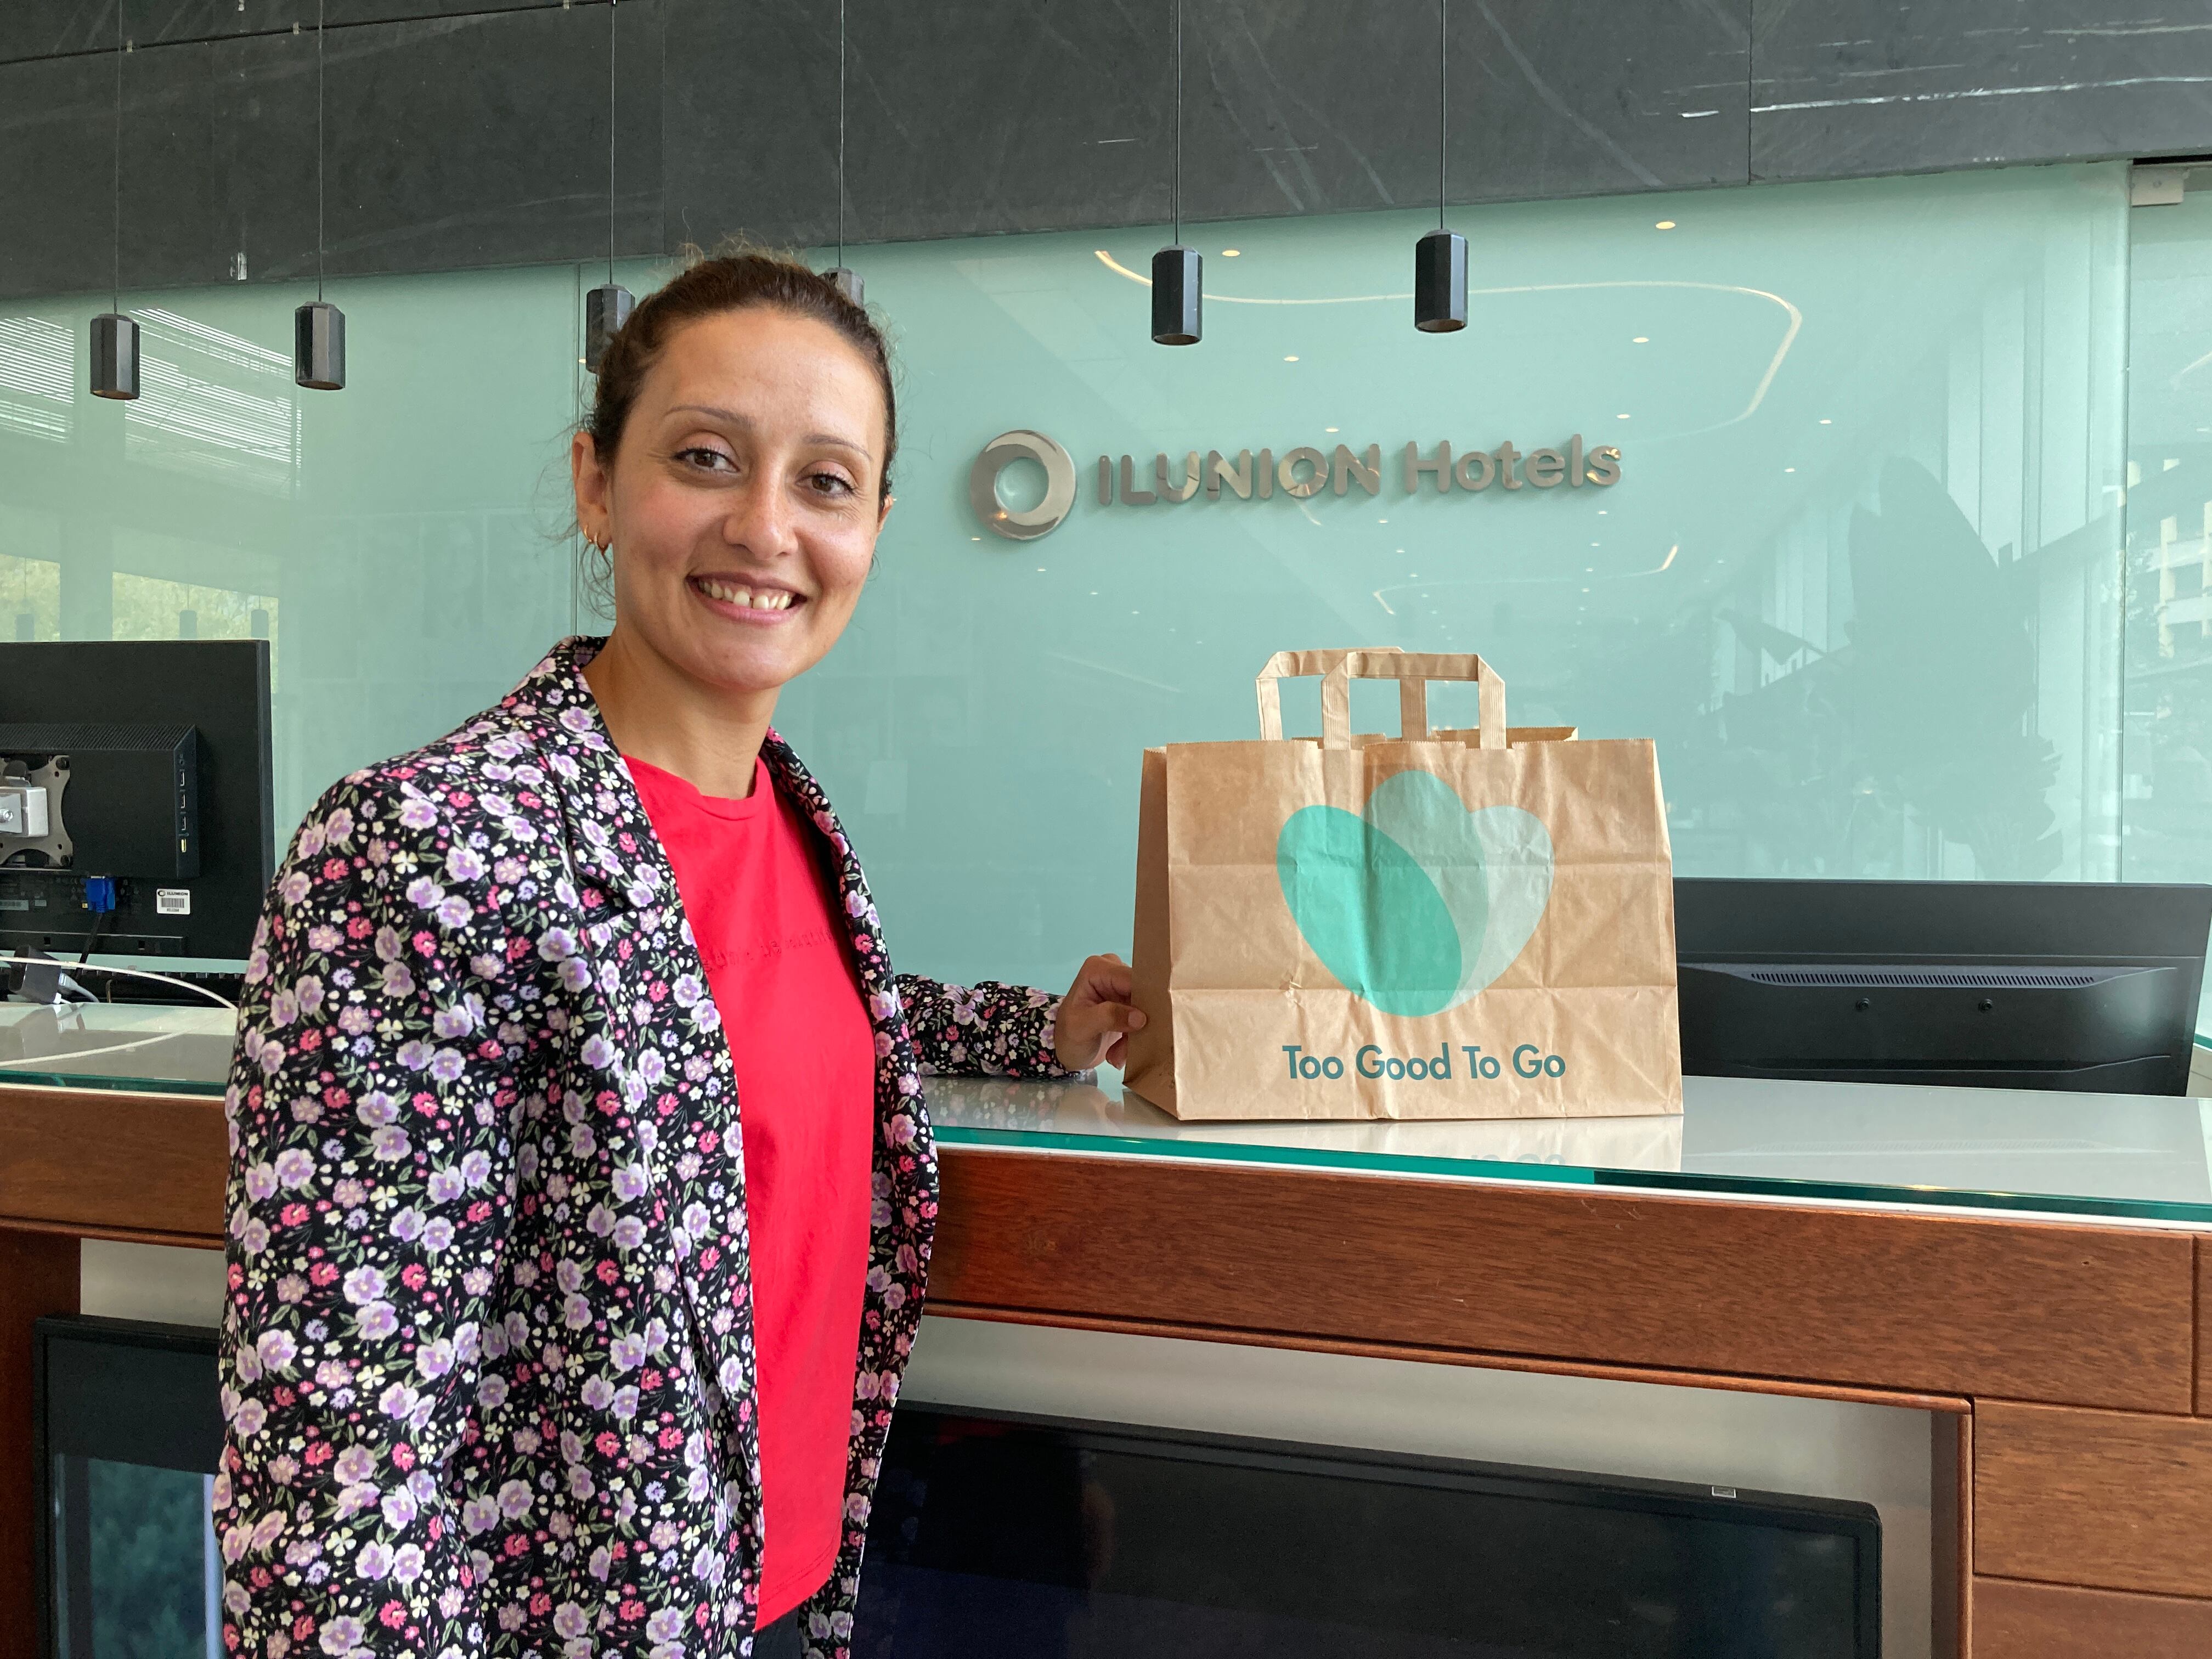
[{"x1": 691, "y1": 573, "x2": 805, "y2": 620}]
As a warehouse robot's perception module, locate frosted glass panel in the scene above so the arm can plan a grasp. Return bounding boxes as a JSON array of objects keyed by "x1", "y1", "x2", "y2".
[
  {"x1": 2121, "y1": 188, "x2": 2212, "y2": 1032},
  {"x1": 777, "y1": 165, "x2": 2129, "y2": 985},
  {"x1": 0, "y1": 267, "x2": 585, "y2": 847},
  {"x1": 0, "y1": 166, "x2": 2137, "y2": 992}
]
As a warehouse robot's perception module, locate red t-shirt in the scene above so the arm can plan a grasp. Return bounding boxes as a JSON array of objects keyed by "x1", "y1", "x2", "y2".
[{"x1": 626, "y1": 754, "x2": 874, "y2": 1623}]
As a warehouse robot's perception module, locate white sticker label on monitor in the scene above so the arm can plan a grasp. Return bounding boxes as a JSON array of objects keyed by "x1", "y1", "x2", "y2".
[{"x1": 155, "y1": 888, "x2": 191, "y2": 916}]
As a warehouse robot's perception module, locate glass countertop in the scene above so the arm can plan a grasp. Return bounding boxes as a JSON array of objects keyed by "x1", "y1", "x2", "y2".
[{"x1": 5, "y1": 1003, "x2": 2209, "y2": 1225}]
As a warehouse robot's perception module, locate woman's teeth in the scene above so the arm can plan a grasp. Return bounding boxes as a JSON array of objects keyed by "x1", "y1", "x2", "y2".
[{"x1": 696, "y1": 578, "x2": 797, "y2": 612}]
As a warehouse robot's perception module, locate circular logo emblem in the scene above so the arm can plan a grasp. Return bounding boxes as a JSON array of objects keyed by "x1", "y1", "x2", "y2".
[{"x1": 968, "y1": 429, "x2": 1076, "y2": 541}]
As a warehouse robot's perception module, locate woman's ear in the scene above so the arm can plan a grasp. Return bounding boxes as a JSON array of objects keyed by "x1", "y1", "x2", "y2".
[{"x1": 572, "y1": 430, "x2": 613, "y2": 546}]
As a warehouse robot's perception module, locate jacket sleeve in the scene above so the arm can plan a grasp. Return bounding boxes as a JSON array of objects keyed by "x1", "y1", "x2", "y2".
[
  {"x1": 894, "y1": 975, "x2": 1077, "y2": 1079},
  {"x1": 215, "y1": 775, "x2": 535, "y2": 1657}
]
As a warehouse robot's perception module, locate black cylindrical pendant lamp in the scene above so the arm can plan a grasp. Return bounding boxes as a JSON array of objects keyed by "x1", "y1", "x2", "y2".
[
  {"x1": 585, "y1": 282, "x2": 633, "y2": 373},
  {"x1": 1414, "y1": 229, "x2": 1468, "y2": 333},
  {"x1": 1414, "y1": 0, "x2": 1467, "y2": 335},
  {"x1": 295, "y1": 300, "x2": 345, "y2": 390},
  {"x1": 90, "y1": 313, "x2": 139, "y2": 400},
  {"x1": 1152, "y1": 246, "x2": 1201, "y2": 346},
  {"x1": 824, "y1": 267, "x2": 864, "y2": 306}
]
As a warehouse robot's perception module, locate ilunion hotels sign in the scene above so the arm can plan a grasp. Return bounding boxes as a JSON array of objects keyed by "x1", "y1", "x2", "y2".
[{"x1": 967, "y1": 429, "x2": 1626, "y2": 542}]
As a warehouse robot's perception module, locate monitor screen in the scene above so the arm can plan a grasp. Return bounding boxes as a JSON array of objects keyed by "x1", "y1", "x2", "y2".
[{"x1": 858, "y1": 1407, "x2": 1880, "y2": 1658}]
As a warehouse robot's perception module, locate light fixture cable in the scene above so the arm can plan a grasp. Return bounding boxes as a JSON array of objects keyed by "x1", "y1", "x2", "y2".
[
  {"x1": 1173, "y1": 0, "x2": 1183, "y2": 246},
  {"x1": 317, "y1": 0, "x2": 326, "y2": 301},
  {"x1": 607, "y1": 0, "x2": 617, "y2": 284},
  {"x1": 1438, "y1": 0, "x2": 1447, "y2": 229},
  {"x1": 837, "y1": 0, "x2": 847, "y2": 272},
  {"x1": 111, "y1": 1, "x2": 123, "y2": 312}
]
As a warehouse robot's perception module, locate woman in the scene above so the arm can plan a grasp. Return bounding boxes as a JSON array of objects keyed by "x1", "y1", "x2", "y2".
[{"x1": 214, "y1": 254, "x2": 1143, "y2": 1659}]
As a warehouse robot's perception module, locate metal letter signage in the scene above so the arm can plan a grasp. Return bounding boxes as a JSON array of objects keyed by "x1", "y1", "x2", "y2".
[
  {"x1": 968, "y1": 429, "x2": 1079, "y2": 541},
  {"x1": 968, "y1": 429, "x2": 1622, "y2": 539}
]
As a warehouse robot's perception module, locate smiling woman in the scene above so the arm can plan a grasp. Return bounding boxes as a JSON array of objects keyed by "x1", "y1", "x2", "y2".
[{"x1": 213, "y1": 251, "x2": 1144, "y2": 1659}]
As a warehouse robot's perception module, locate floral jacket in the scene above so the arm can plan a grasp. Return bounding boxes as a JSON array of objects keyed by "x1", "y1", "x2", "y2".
[{"x1": 216, "y1": 637, "x2": 1069, "y2": 1659}]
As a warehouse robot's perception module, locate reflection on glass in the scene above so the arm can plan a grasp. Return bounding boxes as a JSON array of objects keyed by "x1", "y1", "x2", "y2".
[
  {"x1": 0, "y1": 315, "x2": 74, "y2": 444},
  {"x1": 2123, "y1": 187, "x2": 2212, "y2": 1023},
  {"x1": 51, "y1": 1459, "x2": 219, "y2": 1659}
]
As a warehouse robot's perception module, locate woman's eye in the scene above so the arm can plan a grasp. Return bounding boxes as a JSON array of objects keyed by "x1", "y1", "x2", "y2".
[
  {"x1": 676, "y1": 447, "x2": 735, "y2": 472},
  {"x1": 806, "y1": 470, "x2": 857, "y2": 498}
]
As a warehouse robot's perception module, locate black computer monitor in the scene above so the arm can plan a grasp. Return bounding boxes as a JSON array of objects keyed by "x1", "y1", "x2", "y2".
[
  {"x1": 0, "y1": 640, "x2": 274, "y2": 961},
  {"x1": 1676, "y1": 878, "x2": 2212, "y2": 1094}
]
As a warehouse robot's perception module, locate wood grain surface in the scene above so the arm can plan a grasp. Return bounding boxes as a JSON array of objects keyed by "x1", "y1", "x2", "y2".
[
  {"x1": 932, "y1": 1147, "x2": 2198, "y2": 1410},
  {"x1": 2198, "y1": 1237, "x2": 2209, "y2": 1414},
  {"x1": 0, "y1": 1229, "x2": 78, "y2": 1659},
  {"x1": 1977, "y1": 1401, "x2": 2212, "y2": 1597},
  {"x1": 1931, "y1": 1412, "x2": 1971, "y2": 1659},
  {"x1": 1973, "y1": 1577, "x2": 2212, "y2": 1657},
  {"x1": 0, "y1": 1084, "x2": 227, "y2": 1244}
]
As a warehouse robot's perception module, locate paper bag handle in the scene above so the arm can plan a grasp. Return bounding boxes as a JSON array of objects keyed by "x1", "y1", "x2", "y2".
[
  {"x1": 1321, "y1": 650, "x2": 1508, "y2": 751},
  {"x1": 1256, "y1": 647, "x2": 1409, "y2": 741},
  {"x1": 1255, "y1": 648, "x2": 1508, "y2": 749}
]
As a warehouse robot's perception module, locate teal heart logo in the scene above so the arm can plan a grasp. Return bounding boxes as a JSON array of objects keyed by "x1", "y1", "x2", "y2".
[{"x1": 1276, "y1": 770, "x2": 1554, "y2": 1017}]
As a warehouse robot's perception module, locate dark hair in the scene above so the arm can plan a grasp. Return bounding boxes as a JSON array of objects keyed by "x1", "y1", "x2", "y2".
[{"x1": 584, "y1": 248, "x2": 898, "y2": 499}]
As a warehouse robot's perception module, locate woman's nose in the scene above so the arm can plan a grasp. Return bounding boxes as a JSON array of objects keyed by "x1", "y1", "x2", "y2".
[{"x1": 721, "y1": 478, "x2": 797, "y2": 555}]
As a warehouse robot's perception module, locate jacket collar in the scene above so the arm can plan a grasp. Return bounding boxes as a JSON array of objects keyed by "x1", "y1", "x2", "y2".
[{"x1": 487, "y1": 637, "x2": 898, "y2": 1010}]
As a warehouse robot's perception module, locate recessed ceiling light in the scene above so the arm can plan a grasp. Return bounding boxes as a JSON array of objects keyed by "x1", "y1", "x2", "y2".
[
  {"x1": 1784, "y1": 466, "x2": 1796, "y2": 473},
  {"x1": 1284, "y1": 354, "x2": 1299, "y2": 362},
  {"x1": 1655, "y1": 220, "x2": 1677, "y2": 230},
  {"x1": 1819, "y1": 417, "x2": 1832, "y2": 425},
  {"x1": 1222, "y1": 248, "x2": 1242, "y2": 257},
  {"x1": 1617, "y1": 413, "x2": 1631, "y2": 420},
  {"x1": 1632, "y1": 336, "x2": 1649, "y2": 343},
  {"x1": 1325, "y1": 426, "x2": 1339, "y2": 433}
]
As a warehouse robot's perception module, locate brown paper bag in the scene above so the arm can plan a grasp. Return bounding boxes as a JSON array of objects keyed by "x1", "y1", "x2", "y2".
[{"x1": 1125, "y1": 648, "x2": 1681, "y2": 1121}]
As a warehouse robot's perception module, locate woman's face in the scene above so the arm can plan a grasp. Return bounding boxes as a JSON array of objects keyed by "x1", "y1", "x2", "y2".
[{"x1": 573, "y1": 306, "x2": 890, "y2": 698}]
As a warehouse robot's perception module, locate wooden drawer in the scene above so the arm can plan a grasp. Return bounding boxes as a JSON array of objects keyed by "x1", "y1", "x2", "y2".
[
  {"x1": 1977, "y1": 1401, "x2": 2212, "y2": 1598},
  {"x1": 1974, "y1": 1578, "x2": 2212, "y2": 1658}
]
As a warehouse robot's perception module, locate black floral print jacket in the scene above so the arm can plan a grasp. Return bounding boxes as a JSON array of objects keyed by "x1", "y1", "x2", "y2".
[{"x1": 216, "y1": 637, "x2": 1070, "y2": 1659}]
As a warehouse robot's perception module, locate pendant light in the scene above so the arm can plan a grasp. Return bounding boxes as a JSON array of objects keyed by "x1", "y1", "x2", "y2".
[
  {"x1": 90, "y1": 2, "x2": 138, "y2": 400},
  {"x1": 822, "y1": 0, "x2": 862, "y2": 304},
  {"x1": 295, "y1": 0, "x2": 345, "y2": 389},
  {"x1": 1414, "y1": 0, "x2": 1466, "y2": 332},
  {"x1": 1150, "y1": 0, "x2": 1199, "y2": 345},
  {"x1": 585, "y1": 0, "x2": 633, "y2": 371}
]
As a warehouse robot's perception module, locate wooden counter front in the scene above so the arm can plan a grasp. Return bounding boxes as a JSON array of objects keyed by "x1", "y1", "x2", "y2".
[
  {"x1": 928, "y1": 1146, "x2": 2198, "y2": 1411},
  {"x1": 4, "y1": 1081, "x2": 2212, "y2": 1658}
]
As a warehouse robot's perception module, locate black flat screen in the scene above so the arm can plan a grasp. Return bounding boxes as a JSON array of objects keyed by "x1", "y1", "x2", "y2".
[{"x1": 856, "y1": 1408, "x2": 1880, "y2": 1658}]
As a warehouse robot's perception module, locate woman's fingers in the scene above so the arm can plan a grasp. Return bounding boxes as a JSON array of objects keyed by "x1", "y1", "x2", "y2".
[
  {"x1": 1054, "y1": 956, "x2": 1148, "y2": 1069},
  {"x1": 1079, "y1": 953, "x2": 1133, "y2": 1003}
]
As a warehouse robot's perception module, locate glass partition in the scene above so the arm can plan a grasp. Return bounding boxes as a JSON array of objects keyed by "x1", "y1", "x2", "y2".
[
  {"x1": 2122, "y1": 185, "x2": 2212, "y2": 1027},
  {"x1": 0, "y1": 163, "x2": 2164, "y2": 995}
]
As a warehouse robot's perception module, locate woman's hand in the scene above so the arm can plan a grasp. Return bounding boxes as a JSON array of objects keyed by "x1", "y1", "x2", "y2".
[{"x1": 1053, "y1": 952, "x2": 1148, "y2": 1071}]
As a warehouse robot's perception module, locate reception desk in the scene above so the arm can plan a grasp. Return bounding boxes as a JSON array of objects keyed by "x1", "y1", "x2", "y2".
[{"x1": 2, "y1": 1002, "x2": 2210, "y2": 1656}]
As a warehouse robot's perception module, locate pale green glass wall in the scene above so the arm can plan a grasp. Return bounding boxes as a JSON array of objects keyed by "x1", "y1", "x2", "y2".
[
  {"x1": 2120, "y1": 185, "x2": 2212, "y2": 986},
  {"x1": 0, "y1": 164, "x2": 2143, "y2": 993}
]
